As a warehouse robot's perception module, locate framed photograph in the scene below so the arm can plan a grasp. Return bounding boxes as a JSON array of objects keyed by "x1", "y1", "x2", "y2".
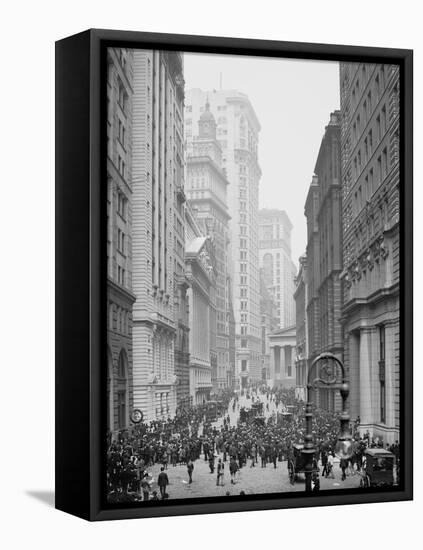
[{"x1": 55, "y1": 29, "x2": 413, "y2": 521}]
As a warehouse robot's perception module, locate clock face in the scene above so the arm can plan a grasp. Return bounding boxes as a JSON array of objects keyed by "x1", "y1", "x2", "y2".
[{"x1": 131, "y1": 409, "x2": 143, "y2": 423}]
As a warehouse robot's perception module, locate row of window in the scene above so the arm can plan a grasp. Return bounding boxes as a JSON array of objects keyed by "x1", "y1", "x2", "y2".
[
  {"x1": 352, "y1": 147, "x2": 388, "y2": 217},
  {"x1": 108, "y1": 303, "x2": 131, "y2": 335}
]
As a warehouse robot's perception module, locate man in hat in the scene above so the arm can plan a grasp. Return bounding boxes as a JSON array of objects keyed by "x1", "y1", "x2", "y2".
[
  {"x1": 187, "y1": 459, "x2": 194, "y2": 484},
  {"x1": 216, "y1": 458, "x2": 224, "y2": 486},
  {"x1": 157, "y1": 466, "x2": 169, "y2": 499}
]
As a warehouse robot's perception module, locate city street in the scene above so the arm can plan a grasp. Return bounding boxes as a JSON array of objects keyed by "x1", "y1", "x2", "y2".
[{"x1": 144, "y1": 393, "x2": 361, "y2": 499}]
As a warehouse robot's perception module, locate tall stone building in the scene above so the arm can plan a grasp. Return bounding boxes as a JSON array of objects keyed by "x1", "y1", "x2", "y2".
[
  {"x1": 294, "y1": 254, "x2": 308, "y2": 402},
  {"x1": 260, "y1": 269, "x2": 278, "y2": 382},
  {"x1": 130, "y1": 50, "x2": 185, "y2": 421},
  {"x1": 186, "y1": 89, "x2": 262, "y2": 388},
  {"x1": 339, "y1": 63, "x2": 400, "y2": 443},
  {"x1": 106, "y1": 48, "x2": 136, "y2": 432},
  {"x1": 316, "y1": 111, "x2": 343, "y2": 410},
  {"x1": 186, "y1": 100, "x2": 232, "y2": 391},
  {"x1": 259, "y1": 209, "x2": 296, "y2": 330},
  {"x1": 173, "y1": 183, "x2": 190, "y2": 409},
  {"x1": 185, "y1": 205, "x2": 216, "y2": 404},
  {"x1": 303, "y1": 111, "x2": 343, "y2": 411}
]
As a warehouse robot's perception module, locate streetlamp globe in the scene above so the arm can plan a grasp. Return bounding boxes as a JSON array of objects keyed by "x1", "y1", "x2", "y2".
[{"x1": 335, "y1": 435, "x2": 354, "y2": 460}]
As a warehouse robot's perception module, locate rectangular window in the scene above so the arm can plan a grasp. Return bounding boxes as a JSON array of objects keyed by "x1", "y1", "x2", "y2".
[
  {"x1": 376, "y1": 115, "x2": 381, "y2": 141},
  {"x1": 375, "y1": 74, "x2": 380, "y2": 100},
  {"x1": 377, "y1": 156, "x2": 382, "y2": 184},
  {"x1": 383, "y1": 147, "x2": 388, "y2": 178},
  {"x1": 117, "y1": 193, "x2": 126, "y2": 219},
  {"x1": 118, "y1": 82, "x2": 127, "y2": 114},
  {"x1": 382, "y1": 105, "x2": 387, "y2": 134}
]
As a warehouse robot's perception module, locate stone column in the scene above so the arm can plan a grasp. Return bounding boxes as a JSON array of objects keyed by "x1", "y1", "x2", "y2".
[
  {"x1": 269, "y1": 344, "x2": 275, "y2": 381},
  {"x1": 359, "y1": 328, "x2": 373, "y2": 427},
  {"x1": 348, "y1": 331, "x2": 360, "y2": 421},
  {"x1": 279, "y1": 345, "x2": 285, "y2": 380},
  {"x1": 275, "y1": 346, "x2": 281, "y2": 379},
  {"x1": 384, "y1": 321, "x2": 397, "y2": 438}
]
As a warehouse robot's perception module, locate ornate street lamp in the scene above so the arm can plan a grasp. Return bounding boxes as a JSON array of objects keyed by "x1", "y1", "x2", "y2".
[{"x1": 302, "y1": 352, "x2": 353, "y2": 492}]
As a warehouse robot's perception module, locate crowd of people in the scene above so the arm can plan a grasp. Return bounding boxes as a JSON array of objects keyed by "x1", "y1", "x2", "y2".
[{"x1": 107, "y1": 385, "x2": 399, "y2": 502}]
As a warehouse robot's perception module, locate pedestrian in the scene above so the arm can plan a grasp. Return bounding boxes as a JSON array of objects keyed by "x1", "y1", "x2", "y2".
[
  {"x1": 187, "y1": 459, "x2": 194, "y2": 484},
  {"x1": 216, "y1": 458, "x2": 224, "y2": 486},
  {"x1": 209, "y1": 454, "x2": 215, "y2": 474},
  {"x1": 203, "y1": 440, "x2": 210, "y2": 461},
  {"x1": 157, "y1": 466, "x2": 169, "y2": 499},
  {"x1": 229, "y1": 456, "x2": 238, "y2": 484},
  {"x1": 312, "y1": 473, "x2": 320, "y2": 492},
  {"x1": 321, "y1": 449, "x2": 328, "y2": 477},
  {"x1": 327, "y1": 452, "x2": 335, "y2": 479},
  {"x1": 140, "y1": 473, "x2": 151, "y2": 501},
  {"x1": 260, "y1": 447, "x2": 266, "y2": 468},
  {"x1": 162, "y1": 449, "x2": 168, "y2": 470},
  {"x1": 271, "y1": 447, "x2": 277, "y2": 469},
  {"x1": 340, "y1": 458, "x2": 348, "y2": 481}
]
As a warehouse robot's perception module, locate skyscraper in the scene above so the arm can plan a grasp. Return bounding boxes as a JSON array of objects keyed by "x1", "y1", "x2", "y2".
[
  {"x1": 106, "y1": 47, "x2": 136, "y2": 432},
  {"x1": 339, "y1": 63, "x2": 400, "y2": 443},
  {"x1": 258, "y1": 209, "x2": 296, "y2": 330},
  {"x1": 185, "y1": 205, "x2": 216, "y2": 404},
  {"x1": 303, "y1": 111, "x2": 343, "y2": 412},
  {"x1": 130, "y1": 50, "x2": 185, "y2": 421},
  {"x1": 186, "y1": 100, "x2": 232, "y2": 390},
  {"x1": 186, "y1": 89, "x2": 262, "y2": 388}
]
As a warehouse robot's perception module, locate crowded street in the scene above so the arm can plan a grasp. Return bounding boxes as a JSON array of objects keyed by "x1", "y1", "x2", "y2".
[{"x1": 106, "y1": 387, "x2": 384, "y2": 502}]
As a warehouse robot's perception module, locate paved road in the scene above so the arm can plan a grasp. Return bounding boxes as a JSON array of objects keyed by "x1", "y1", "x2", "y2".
[{"x1": 143, "y1": 391, "x2": 361, "y2": 500}]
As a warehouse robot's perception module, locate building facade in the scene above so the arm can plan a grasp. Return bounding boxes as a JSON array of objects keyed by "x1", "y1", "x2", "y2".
[
  {"x1": 339, "y1": 63, "x2": 400, "y2": 444},
  {"x1": 260, "y1": 269, "x2": 278, "y2": 382},
  {"x1": 303, "y1": 112, "x2": 343, "y2": 411},
  {"x1": 294, "y1": 254, "x2": 308, "y2": 402},
  {"x1": 185, "y1": 206, "x2": 215, "y2": 404},
  {"x1": 268, "y1": 326, "x2": 297, "y2": 388},
  {"x1": 315, "y1": 111, "x2": 343, "y2": 411},
  {"x1": 186, "y1": 89, "x2": 262, "y2": 388},
  {"x1": 106, "y1": 47, "x2": 136, "y2": 433},
  {"x1": 130, "y1": 50, "x2": 185, "y2": 421},
  {"x1": 186, "y1": 100, "x2": 232, "y2": 391},
  {"x1": 259, "y1": 209, "x2": 296, "y2": 330}
]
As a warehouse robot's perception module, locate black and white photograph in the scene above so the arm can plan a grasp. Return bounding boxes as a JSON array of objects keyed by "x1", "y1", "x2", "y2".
[{"x1": 106, "y1": 48, "x2": 401, "y2": 504}]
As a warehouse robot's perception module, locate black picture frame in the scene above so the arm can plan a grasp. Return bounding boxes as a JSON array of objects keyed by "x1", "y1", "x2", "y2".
[{"x1": 55, "y1": 28, "x2": 413, "y2": 521}]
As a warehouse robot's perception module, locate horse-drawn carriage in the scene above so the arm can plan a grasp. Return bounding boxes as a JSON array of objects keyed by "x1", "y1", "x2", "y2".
[
  {"x1": 287, "y1": 443, "x2": 307, "y2": 484},
  {"x1": 239, "y1": 402, "x2": 264, "y2": 425}
]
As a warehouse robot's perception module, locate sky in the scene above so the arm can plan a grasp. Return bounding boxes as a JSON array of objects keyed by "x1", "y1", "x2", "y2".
[{"x1": 183, "y1": 52, "x2": 340, "y2": 266}]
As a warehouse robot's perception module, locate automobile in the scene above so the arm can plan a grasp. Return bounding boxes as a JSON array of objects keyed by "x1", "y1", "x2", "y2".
[{"x1": 359, "y1": 448, "x2": 395, "y2": 488}]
